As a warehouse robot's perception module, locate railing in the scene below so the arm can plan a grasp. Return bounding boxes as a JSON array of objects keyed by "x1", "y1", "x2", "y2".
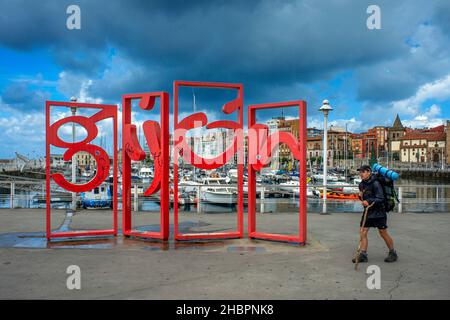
[{"x1": 0, "y1": 180, "x2": 449, "y2": 214}]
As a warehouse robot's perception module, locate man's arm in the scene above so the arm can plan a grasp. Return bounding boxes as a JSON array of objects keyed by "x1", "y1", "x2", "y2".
[
  {"x1": 367, "y1": 180, "x2": 384, "y2": 205},
  {"x1": 358, "y1": 183, "x2": 363, "y2": 201}
]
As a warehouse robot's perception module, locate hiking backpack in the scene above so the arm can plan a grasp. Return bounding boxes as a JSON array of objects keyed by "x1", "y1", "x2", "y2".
[{"x1": 374, "y1": 173, "x2": 399, "y2": 212}]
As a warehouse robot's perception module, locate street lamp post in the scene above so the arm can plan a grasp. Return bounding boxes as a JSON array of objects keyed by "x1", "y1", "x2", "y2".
[
  {"x1": 319, "y1": 100, "x2": 333, "y2": 215},
  {"x1": 70, "y1": 97, "x2": 77, "y2": 211},
  {"x1": 344, "y1": 122, "x2": 348, "y2": 182}
]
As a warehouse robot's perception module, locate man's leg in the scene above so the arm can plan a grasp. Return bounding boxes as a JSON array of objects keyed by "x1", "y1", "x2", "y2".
[
  {"x1": 360, "y1": 227, "x2": 369, "y2": 251},
  {"x1": 379, "y1": 228, "x2": 398, "y2": 262},
  {"x1": 352, "y1": 227, "x2": 369, "y2": 263},
  {"x1": 378, "y1": 228, "x2": 394, "y2": 250}
]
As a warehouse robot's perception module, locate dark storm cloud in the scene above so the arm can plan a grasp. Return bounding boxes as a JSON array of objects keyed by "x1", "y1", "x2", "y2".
[
  {"x1": 0, "y1": 0, "x2": 447, "y2": 107},
  {"x1": 434, "y1": 0, "x2": 450, "y2": 36},
  {"x1": 1, "y1": 81, "x2": 51, "y2": 111}
]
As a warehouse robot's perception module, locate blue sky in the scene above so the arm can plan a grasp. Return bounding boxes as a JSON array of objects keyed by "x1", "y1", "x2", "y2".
[{"x1": 0, "y1": 0, "x2": 449, "y2": 158}]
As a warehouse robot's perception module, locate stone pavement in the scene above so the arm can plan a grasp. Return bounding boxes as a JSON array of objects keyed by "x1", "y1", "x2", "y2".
[{"x1": 0, "y1": 209, "x2": 448, "y2": 299}]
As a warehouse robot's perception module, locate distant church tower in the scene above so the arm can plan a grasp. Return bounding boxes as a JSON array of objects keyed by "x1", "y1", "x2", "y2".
[{"x1": 388, "y1": 114, "x2": 406, "y2": 160}]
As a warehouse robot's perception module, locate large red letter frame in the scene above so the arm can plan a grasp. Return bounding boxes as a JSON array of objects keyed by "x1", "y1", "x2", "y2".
[
  {"x1": 122, "y1": 92, "x2": 170, "y2": 240},
  {"x1": 247, "y1": 101, "x2": 307, "y2": 244},
  {"x1": 45, "y1": 101, "x2": 118, "y2": 240},
  {"x1": 173, "y1": 81, "x2": 244, "y2": 240}
]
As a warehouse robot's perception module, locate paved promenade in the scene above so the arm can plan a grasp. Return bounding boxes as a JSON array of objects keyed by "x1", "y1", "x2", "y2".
[{"x1": 0, "y1": 209, "x2": 448, "y2": 299}]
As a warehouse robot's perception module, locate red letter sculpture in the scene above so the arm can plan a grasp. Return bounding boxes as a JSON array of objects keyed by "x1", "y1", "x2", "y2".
[
  {"x1": 45, "y1": 101, "x2": 118, "y2": 240},
  {"x1": 247, "y1": 100, "x2": 307, "y2": 244},
  {"x1": 121, "y1": 92, "x2": 170, "y2": 240},
  {"x1": 173, "y1": 81, "x2": 244, "y2": 240}
]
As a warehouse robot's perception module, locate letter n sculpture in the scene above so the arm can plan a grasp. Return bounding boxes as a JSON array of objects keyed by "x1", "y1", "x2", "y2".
[{"x1": 247, "y1": 101, "x2": 307, "y2": 244}]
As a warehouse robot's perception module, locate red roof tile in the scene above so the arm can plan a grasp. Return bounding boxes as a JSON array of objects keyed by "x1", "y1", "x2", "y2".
[{"x1": 400, "y1": 131, "x2": 446, "y2": 141}]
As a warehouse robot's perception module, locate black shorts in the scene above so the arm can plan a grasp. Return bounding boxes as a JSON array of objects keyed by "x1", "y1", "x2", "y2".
[{"x1": 360, "y1": 216, "x2": 388, "y2": 229}]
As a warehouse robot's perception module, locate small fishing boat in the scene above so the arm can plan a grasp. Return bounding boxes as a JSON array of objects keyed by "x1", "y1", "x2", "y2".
[
  {"x1": 227, "y1": 169, "x2": 239, "y2": 183},
  {"x1": 139, "y1": 167, "x2": 153, "y2": 181},
  {"x1": 279, "y1": 180, "x2": 320, "y2": 198},
  {"x1": 201, "y1": 177, "x2": 237, "y2": 204},
  {"x1": 179, "y1": 176, "x2": 198, "y2": 194},
  {"x1": 320, "y1": 191, "x2": 360, "y2": 201},
  {"x1": 313, "y1": 174, "x2": 339, "y2": 182},
  {"x1": 81, "y1": 183, "x2": 113, "y2": 209}
]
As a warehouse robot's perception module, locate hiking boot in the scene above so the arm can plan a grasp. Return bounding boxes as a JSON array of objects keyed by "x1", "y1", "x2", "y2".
[
  {"x1": 352, "y1": 251, "x2": 368, "y2": 263},
  {"x1": 384, "y1": 249, "x2": 398, "y2": 263}
]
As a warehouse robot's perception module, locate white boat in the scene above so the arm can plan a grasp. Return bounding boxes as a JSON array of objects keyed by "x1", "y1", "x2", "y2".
[
  {"x1": 201, "y1": 177, "x2": 237, "y2": 204},
  {"x1": 227, "y1": 169, "x2": 239, "y2": 183},
  {"x1": 313, "y1": 174, "x2": 339, "y2": 182},
  {"x1": 327, "y1": 181, "x2": 349, "y2": 187},
  {"x1": 342, "y1": 178, "x2": 361, "y2": 194},
  {"x1": 81, "y1": 183, "x2": 112, "y2": 209},
  {"x1": 260, "y1": 168, "x2": 278, "y2": 178},
  {"x1": 342, "y1": 186, "x2": 359, "y2": 194},
  {"x1": 179, "y1": 177, "x2": 198, "y2": 193},
  {"x1": 308, "y1": 187, "x2": 320, "y2": 198},
  {"x1": 139, "y1": 167, "x2": 153, "y2": 180},
  {"x1": 279, "y1": 180, "x2": 300, "y2": 194},
  {"x1": 279, "y1": 180, "x2": 320, "y2": 198}
]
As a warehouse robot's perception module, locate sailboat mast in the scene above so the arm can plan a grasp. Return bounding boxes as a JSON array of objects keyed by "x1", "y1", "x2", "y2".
[{"x1": 193, "y1": 90, "x2": 197, "y2": 182}]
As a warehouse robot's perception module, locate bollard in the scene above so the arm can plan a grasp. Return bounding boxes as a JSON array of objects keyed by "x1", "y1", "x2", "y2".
[
  {"x1": 398, "y1": 187, "x2": 403, "y2": 213},
  {"x1": 133, "y1": 184, "x2": 138, "y2": 212},
  {"x1": 260, "y1": 186, "x2": 265, "y2": 213},
  {"x1": 197, "y1": 186, "x2": 201, "y2": 213},
  {"x1": 436, "y1": 186, "x2": 439, "y2": 203},
  {"x1": 10, "y1": 182, "x2": 15, "y2": 209},
  {"x1": 322, "y1": 186, "x2": 328, "y2": 214}
]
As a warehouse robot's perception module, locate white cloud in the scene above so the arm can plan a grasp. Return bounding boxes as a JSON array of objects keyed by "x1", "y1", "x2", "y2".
[
  {"x1": 57, "y1": 72, "x2": 103, "y2": 104},
  {"x1": 0, "y1": 110, "x2": 46, "y2": 158},
  {"x1": 391, "y1": 74, "x2": 450, "y2": 115},
  {"x1": 307, "y1": 116, "x2": 365, "y2": 132},
  {"x1": 402, "y1": 104, "x2": 446, "y2": 128}
]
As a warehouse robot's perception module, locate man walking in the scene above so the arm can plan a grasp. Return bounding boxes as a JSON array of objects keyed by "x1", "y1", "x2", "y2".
[{"x1": 352, "y1": 165, "x2": 398, "y2": 263}]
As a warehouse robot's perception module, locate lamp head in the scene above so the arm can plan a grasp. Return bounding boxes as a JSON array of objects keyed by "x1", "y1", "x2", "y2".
[
  {"x1": 70, "y1": 97, "x2": 77, "y2": 113},
  {"x1": 319, "y1": 100, "x2": 333, "y2": 115}
]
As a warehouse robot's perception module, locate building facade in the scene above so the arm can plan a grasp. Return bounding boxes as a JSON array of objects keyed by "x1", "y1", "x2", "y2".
[
  {"x1": 399, "y1": 125, "x2": 446, "y2": 163},
  {"x1": 368, "y1": 126, "x2": 388, "y2": 157}
]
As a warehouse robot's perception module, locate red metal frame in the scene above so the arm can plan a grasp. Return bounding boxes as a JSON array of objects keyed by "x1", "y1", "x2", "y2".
[
  {"x1": 121, "y1": 92, "x2": 170, "y2": 240},
  {"x1": 45, "y1": 101, "x2": 118, "y2": 240},
  {"x1": 247, "y1": 100, "x2": 307, "y2": 244},
  {"x1": 173, "y1": 80, "x2": 244, "y2": 240}
]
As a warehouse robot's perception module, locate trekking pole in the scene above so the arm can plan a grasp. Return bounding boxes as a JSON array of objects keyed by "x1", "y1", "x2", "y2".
[{"x1": 354, "y1": 202, "x2": 374, "y2": 271}]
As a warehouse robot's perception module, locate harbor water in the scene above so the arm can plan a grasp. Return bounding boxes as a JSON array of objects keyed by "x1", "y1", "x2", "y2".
[{"x1": 1, "y1": 178, "x2": 449, "y2": 214}]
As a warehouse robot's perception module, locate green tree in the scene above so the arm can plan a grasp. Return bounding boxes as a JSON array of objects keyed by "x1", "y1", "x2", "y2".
[{"x1": 369, "y1": 144, "x2": 377, "y2": 166}]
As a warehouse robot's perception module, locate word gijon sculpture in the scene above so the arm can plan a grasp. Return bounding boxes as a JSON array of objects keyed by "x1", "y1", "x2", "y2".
[{"x1": 46, "y1": 81, "x2": 307, "y2": 245}]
